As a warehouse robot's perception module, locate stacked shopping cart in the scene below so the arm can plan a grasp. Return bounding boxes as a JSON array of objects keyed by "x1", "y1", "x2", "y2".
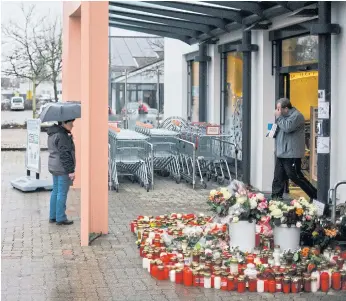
[
  {"x1": 108, "y1": 129, "x2": 153, "y2": 192},
  {"x1": 108, "y1": 118, "x2": 240, "y2": 192}
]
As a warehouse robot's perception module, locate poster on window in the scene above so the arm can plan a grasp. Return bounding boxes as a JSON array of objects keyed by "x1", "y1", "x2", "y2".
[{"x1": 26, "y1": 119, "x2": 41, "y2": 173}]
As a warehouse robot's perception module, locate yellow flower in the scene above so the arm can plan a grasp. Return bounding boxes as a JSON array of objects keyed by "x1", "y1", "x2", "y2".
[
  {"x1": 312, "y1": 231, "x2": 319, "y2": 237},
  {"x1": 296, "y1": 208, "x2": 304, "y2": 216}
]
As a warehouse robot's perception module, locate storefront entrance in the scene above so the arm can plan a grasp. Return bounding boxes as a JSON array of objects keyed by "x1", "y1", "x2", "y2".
[
  {"x1": 283, "y1": 71, "x2": 318, "y2": 187},
  {"x1": 274, "y1": 33, "x2": 319, "y2": 195}
]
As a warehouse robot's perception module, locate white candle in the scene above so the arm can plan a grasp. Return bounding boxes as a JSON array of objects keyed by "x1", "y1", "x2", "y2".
[
  {"x1": 257, "y1": 279, "x2": 264, "y2": 293},
  {"x1": 214, "y1": 276, "x2": 221, "y2": 289},
  {"x1": 142, "y1": 257, "x2": 149, "y2": 269},
  {"x1": 169, "y1": 270, "x2": 176, "y2": 282},
  {"x1": 311, "y1": 271, "x2": 320, "y2": 289},
  {"x1": 311, "y1": 278, "x2": 318, "y2": 293},
  {"x1": 204, "y1": 275, "x2": 211, "y2": 288}
]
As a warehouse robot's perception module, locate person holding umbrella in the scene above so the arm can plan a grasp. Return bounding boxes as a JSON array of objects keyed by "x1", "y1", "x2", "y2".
[
  {"x1": 47, "y1": 119, "x2": 75, "y2": 225},
  {"x1": 39, "y1": 102, "x2": 81, "y2": 225}
]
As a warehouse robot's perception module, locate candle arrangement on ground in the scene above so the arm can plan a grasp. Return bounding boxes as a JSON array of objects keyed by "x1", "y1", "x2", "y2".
[
  {"x1": 130, "y1": 180, "x2": 346, "y2": 294},
  {"x1": 131, "y1": 212, "x2": 346, "y2": 293}
]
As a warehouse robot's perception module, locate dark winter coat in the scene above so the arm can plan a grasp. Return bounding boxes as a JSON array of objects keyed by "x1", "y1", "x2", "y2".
[{"x1": 47, "y1": 125, "x2": 76, "y2": 175}]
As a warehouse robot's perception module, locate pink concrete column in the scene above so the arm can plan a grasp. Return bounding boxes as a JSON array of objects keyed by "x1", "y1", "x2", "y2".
[
  {"x1": 62, "y1": 4, "x2": 82, "y2": 188},
  {"x1": 80, "y1": 1, "x2": 109, "y2": 245}
]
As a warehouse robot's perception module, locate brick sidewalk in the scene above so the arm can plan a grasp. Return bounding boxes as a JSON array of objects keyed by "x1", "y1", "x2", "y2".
[{"x1": 1, "y1": 151, "x2": 345, "y2": 301}]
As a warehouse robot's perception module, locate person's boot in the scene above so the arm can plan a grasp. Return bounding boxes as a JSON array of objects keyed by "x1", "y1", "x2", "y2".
[
  {"x1": 49, "y1": 219, "x2": 56, "y2": 223},
  {"x1": 56, "y1": 219, "x2": 74, "y2": 225}
]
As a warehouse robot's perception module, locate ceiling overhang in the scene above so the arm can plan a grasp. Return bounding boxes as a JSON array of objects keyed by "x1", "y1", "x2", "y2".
[{"x1": 109, "y1": 1, "x2": 317, "y2": 44}]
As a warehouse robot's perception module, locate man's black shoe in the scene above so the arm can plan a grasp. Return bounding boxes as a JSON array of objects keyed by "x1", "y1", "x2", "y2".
[
  {"x1": 56, "y1": 220, "x2": 74, "y2": 225},
  {"x1": 49, "y1": 219, "x2": 56, "y2": 223}
]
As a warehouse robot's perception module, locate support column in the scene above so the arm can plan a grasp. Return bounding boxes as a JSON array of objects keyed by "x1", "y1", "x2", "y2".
[
  {"x1": 237, "y1": 31, "x2": 258, "y2": 185},
  {"x1": 310, "y1": 1, "x2": 340, "y2": 204},
  {"x1": 62, "y1": 7, "x2": 81, "y2": 188},
  {"x1": 80, "y1": 1, "x2": 109, "y2": 246},
  {"x1": 196, "y1": 42, "x2": 210, "y2": 122}
]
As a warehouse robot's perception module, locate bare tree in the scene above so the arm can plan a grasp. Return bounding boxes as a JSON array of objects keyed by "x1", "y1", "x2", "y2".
[
  {"x1": 41, "y1": 17, "x2": 62, "y2": 102},
  {"x1": 1, "y1": 4, "x2": 52, "y2": 117}
]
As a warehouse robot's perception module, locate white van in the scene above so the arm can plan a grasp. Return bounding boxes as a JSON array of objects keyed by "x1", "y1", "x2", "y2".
[{"x1": 10, "y1": 97, "x2": 25, "y2": 111}]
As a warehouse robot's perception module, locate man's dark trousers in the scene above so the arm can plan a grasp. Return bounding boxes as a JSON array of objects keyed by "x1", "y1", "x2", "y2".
[{"x1": 272, "y1": 157, "x2": 317, "y2": 200}]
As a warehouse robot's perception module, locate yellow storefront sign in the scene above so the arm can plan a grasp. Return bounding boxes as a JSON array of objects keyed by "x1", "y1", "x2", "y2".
[{"x1": 26, "y1": 90, "x2": 33, "y2": 100}]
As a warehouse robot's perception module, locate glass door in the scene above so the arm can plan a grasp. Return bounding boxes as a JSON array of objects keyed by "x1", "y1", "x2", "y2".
[{"x1": 284, "y1": 70, "x2": 318, "y2": 187}]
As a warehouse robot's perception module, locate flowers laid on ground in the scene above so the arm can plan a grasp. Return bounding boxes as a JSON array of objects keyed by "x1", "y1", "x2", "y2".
[
  {"x1": 130, "y1": 212, "x2": 346, "y2": 294},
  {"x1": 207, "y1": 180, "x2": 269, "y2": 224},
  {"x1": 268, "y1": 197, "x2": 318, "y2": 228},
  {"x1": 299, "y1": 217, "x2": 339, "y2": 251}
]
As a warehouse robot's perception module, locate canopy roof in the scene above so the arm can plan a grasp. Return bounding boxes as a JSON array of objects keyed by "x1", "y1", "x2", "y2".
[{"x1": 109, "y1": 1, "x2": 317, "y2": 44}]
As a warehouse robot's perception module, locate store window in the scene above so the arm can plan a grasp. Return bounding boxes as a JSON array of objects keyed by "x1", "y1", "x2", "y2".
[
  {"x1": 191, "y1": 61, "x2": 200, "y2": 122},
  {"x1": 282, "y1": 35, "x2": 318, "y2": 67},
  {"x1": 225, "y1": 52, "x2": 243, "y2": 160}
]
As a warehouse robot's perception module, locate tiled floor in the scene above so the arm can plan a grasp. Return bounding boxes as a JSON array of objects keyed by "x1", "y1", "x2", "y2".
[{"x1": 1, "y1": 151, "x2": 345, "y2": 300}]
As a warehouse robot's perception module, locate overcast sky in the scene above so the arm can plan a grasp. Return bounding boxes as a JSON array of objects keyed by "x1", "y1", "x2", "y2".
[{"x1": 1, "y1": 0, "x2": 155, "y2": 46}]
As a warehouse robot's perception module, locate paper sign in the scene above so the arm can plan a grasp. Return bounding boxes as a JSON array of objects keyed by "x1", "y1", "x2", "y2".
[
  {"x1": 206, "y1": 126, "x2": 220, "y2": 136},
  {"x1": 318, "y1": 89, "x2": 325, "y2": 103},
  {"x1": 266, "y1": 123, "x2": 277, "y2": 138},
  {"x1": 318, "y1": 102, "x2": 329, "y2": 119},
  {"x1": 313, "y1": 199, "x2": 325, "y2": 216},
  {"x1": 317, "y1": 136, "x2": 330, "y2": 154}
]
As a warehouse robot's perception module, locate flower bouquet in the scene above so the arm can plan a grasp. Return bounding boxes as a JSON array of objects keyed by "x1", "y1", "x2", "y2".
[
  {"x1": 208, "y1": 180, "x2": 270, "y2": 252},
  {"x1": 268, "y1": 197, "x2": 318, "y2": 228},
  {"x1": 268, "y1": 197, "x2": 318, "y2": 251},
  {"x1": 208, "y1": 181, "x2": 269, "y2": 224}
]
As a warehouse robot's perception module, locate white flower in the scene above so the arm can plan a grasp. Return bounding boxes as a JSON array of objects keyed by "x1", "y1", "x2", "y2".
[
  {"x1": 223, "y1": 191, "x2": 231, "y2": 200},
  {"x1": 269, "y1": 204, "x2": 277, "y2": 212},
  {"x1": 210, "y1": 189, "x2": 217, "y2": 197},
  {"x1": 296, "y1": 222, "x2": 302, "y2": 228},
  {"x1": 250, "y1": 198, "x2": 258, "y2": 209},
  {"x1": 271, "y1": 208, "x2": 283, "y2": 218},
  {"x1": 282, "y1": 204, "x2": 288, "y2": 211},
  {"x1": 256, "y1": 193, "x2": 265, "y2": 201},
  {"x1": 237, "y1": 196, "x2": 247, "y2": 204},
  {"x1": 220, "y1": 187, "x2": 228, "y2": 194},
  {"x1": 294, "y1": 202, "x2": 302, "y2": 209},
  {"x1": 233, "y1": 217, "x2": 239, "y2": 223}
]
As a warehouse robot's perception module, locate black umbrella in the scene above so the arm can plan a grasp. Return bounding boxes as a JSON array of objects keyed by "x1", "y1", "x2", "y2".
[{"x1": 39, "y1": 101, "x2": 81, "y2": 123}]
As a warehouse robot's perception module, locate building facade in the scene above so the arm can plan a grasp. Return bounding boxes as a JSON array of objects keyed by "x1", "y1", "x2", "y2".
[{"x1": 163, "y1": 2, "x2": 346, "y2": 202}]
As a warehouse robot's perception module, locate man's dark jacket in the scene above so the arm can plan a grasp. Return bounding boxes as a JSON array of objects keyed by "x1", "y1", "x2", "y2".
[{"x1": 47, "y1": 125, "x2": 76, "y2": 175}]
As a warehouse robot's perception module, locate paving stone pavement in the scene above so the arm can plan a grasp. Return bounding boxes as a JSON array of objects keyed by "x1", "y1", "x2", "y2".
[{"x1": 1, "y1": 151, "x2": 346, "y2": 301}]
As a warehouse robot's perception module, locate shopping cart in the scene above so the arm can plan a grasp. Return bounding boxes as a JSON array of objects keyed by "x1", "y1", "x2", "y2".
[
  {"x1": 135, "y1": 126, "x2": 181, "y2": 184},
  {"x1": 108, "y1": 129, "x2": 153, "y2": 192},
  {"x1": 178, "y1": 122, "x2": 236, "y2": 188}
]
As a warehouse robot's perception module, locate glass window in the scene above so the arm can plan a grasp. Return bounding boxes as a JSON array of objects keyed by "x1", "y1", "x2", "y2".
[
  {"x1": 191, "y1": 61, "x2": 199, "y2": 122},
  {"x1": 225, "y1": 52, "x2": 243, "y2": 160},
  {"x1": 282, "y1": 35, "x2": 318, "y2": 67}
]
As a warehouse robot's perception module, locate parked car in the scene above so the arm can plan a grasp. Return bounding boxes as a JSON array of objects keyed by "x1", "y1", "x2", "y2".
[{"x1": 10, "y1": 97, "x2": 25, "y2": 111}]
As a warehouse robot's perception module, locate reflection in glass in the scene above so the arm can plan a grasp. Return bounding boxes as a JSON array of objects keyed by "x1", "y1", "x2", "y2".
[
  {"x1": 191, "y1": 62, "x2": 199, "y2": 122},
  {"x1": 282, "y1": 35, "x2": 318, "y2": 67},
  {"x1": 225, "y1": 52, "x2": 243, "y2": 160}
]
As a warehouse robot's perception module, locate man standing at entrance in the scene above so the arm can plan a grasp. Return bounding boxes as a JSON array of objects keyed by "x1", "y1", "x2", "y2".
[{"x1": 271, "y1": 98, "x2": 317, "y2": 201}]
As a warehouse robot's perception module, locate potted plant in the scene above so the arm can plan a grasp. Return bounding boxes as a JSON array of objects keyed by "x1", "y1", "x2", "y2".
[{"x1": 267, "y1": 197, "x2": 318, "y2": 252}]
